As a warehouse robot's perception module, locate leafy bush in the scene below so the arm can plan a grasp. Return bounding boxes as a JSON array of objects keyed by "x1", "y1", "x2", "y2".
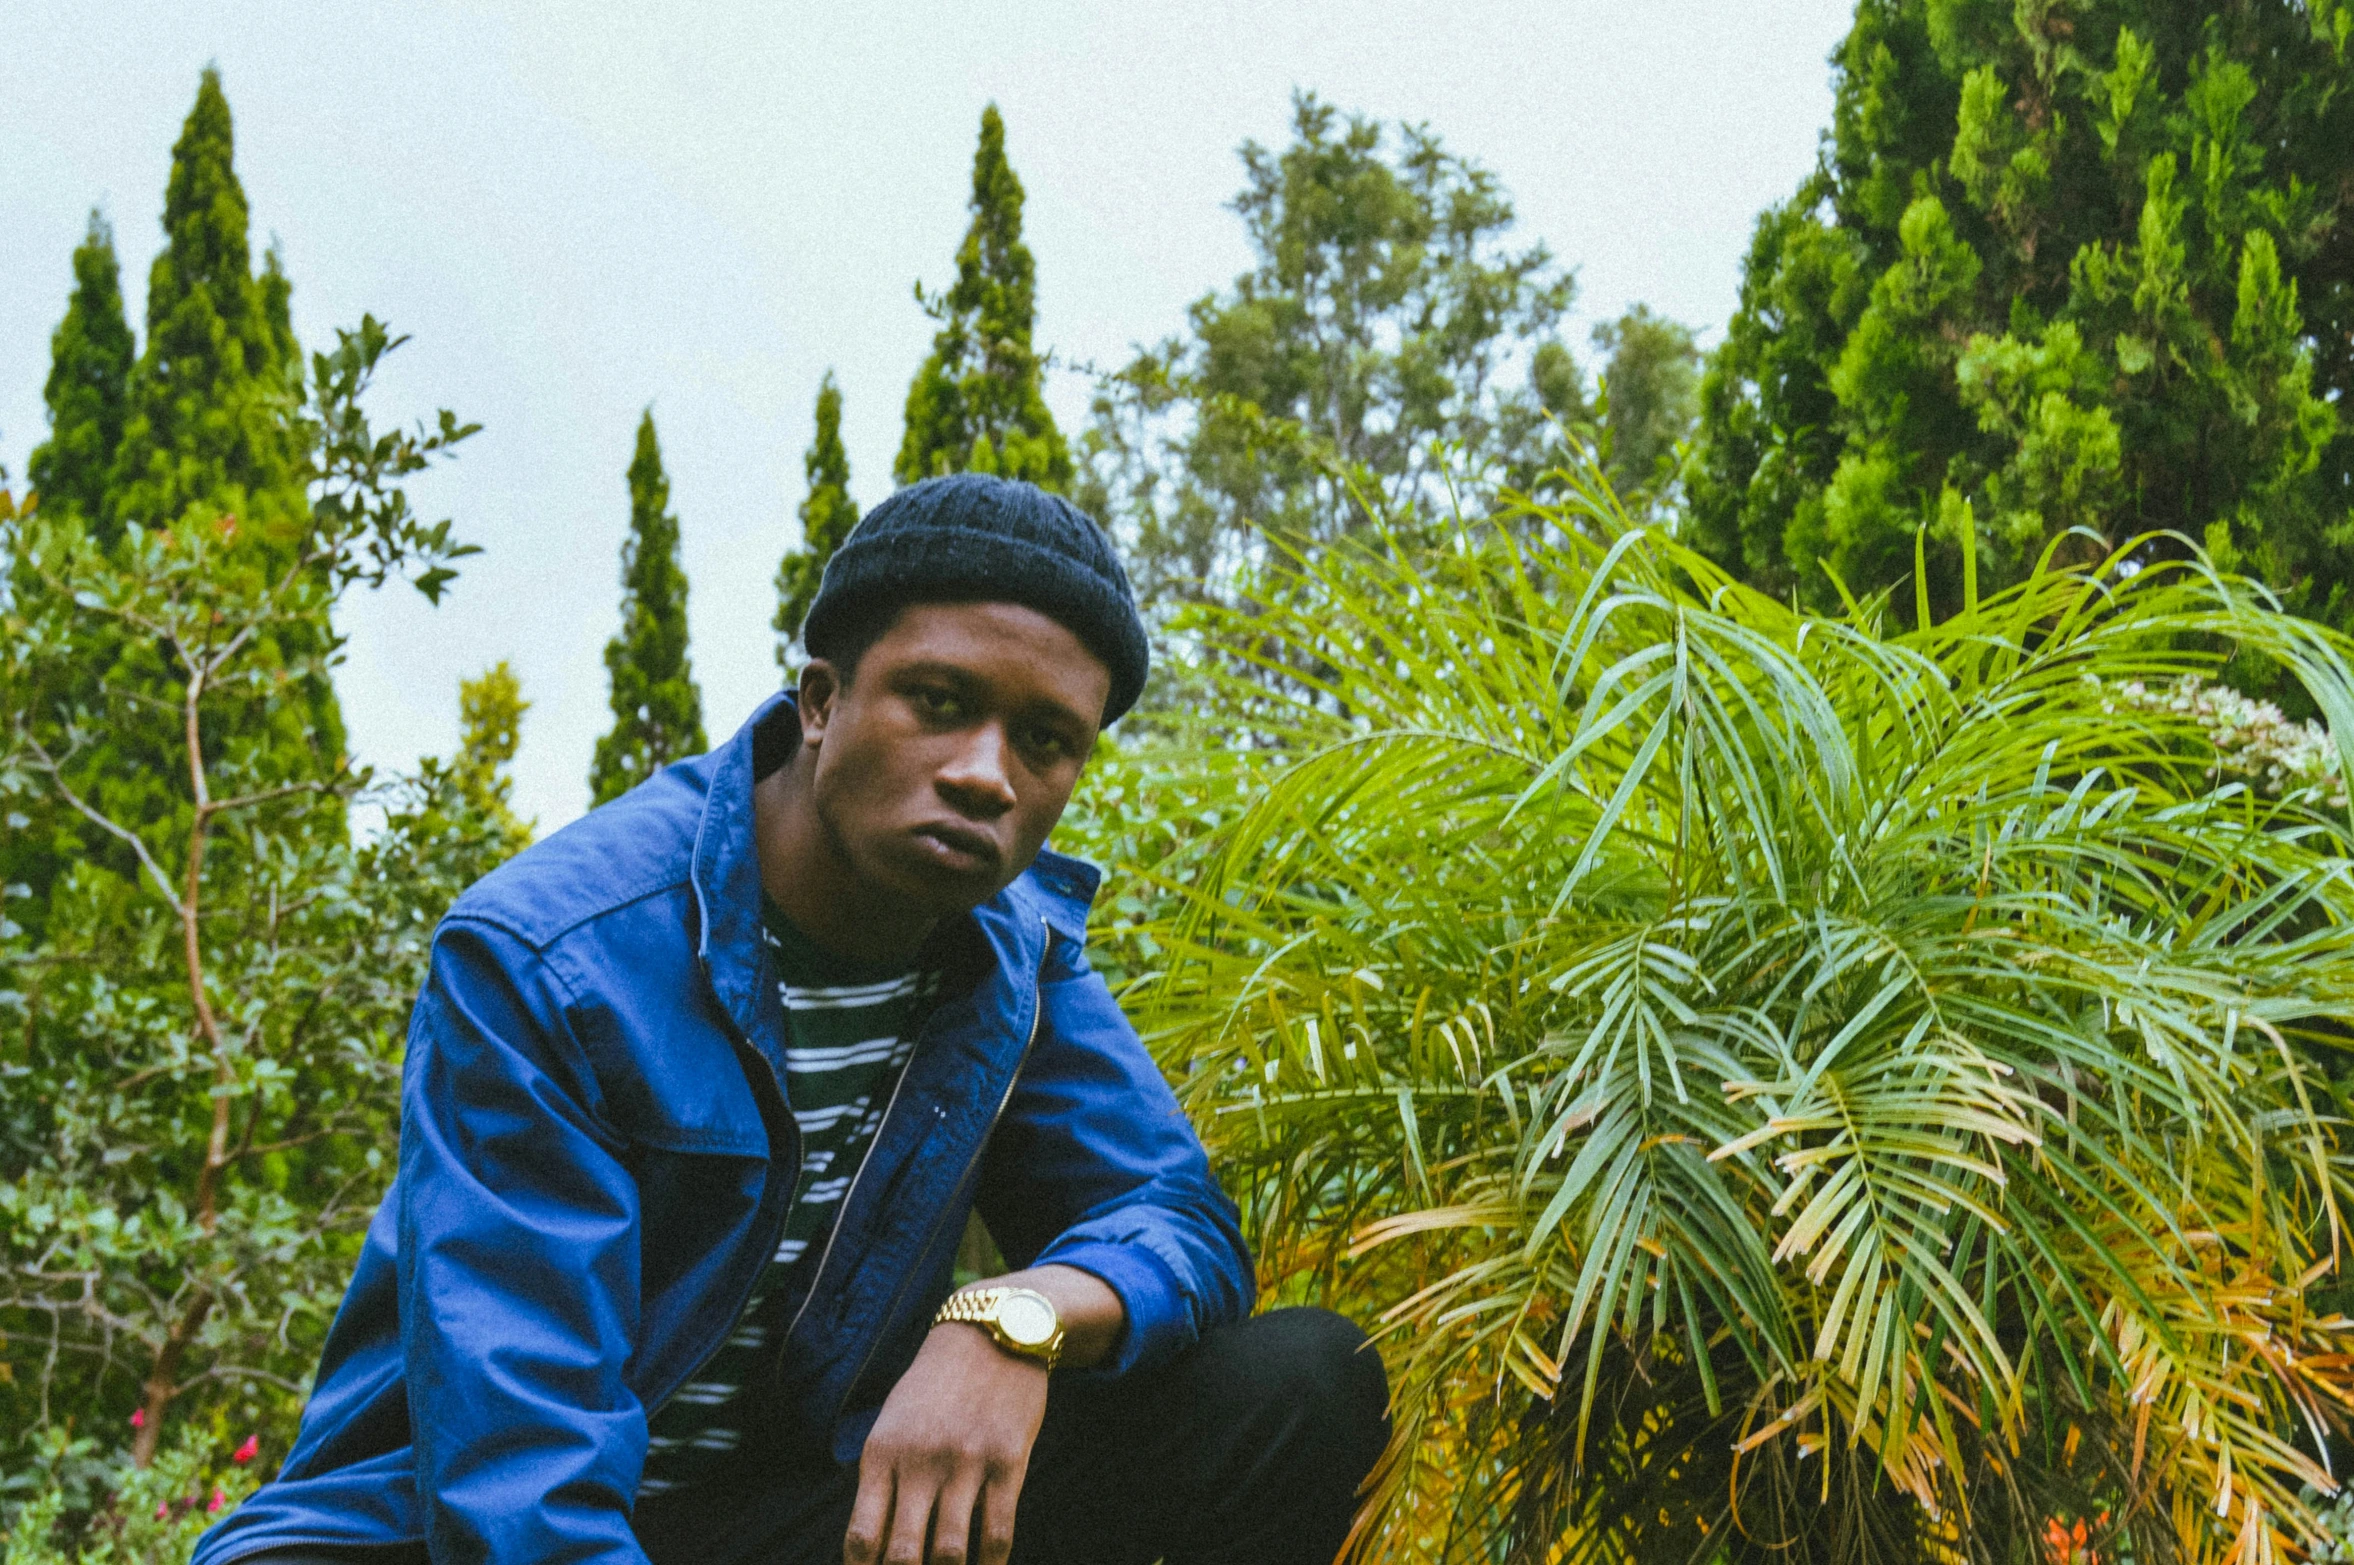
[
  {"x1": 1134, "y1": 471, "x2": 2354, "y2": 1565},
  {"x1": 0, "y1": 320, "x2": 507, "y2": 1520},
  {"x1": 2, "y1": 1427, "x2": 260, "y2": 1564}
]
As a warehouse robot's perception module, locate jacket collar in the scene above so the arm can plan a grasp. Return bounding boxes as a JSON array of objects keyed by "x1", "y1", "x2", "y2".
[{"x1": 688, "y1": 694, "x2": 1101, "y2": 1046}]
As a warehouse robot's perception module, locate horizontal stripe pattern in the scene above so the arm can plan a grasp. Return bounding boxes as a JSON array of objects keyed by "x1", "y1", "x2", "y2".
[
  {"x1": 784, "y1": 975, "x2": 923, "y2": 1010},
  {"x1": 638, "y1": 911, "x2": 937, "y2": 1499},
  {"x1": 785, "y1": 1035, "x2": 914, "y2": 1073}
]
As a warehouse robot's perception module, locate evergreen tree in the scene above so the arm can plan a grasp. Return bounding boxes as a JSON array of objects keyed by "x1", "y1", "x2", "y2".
[
  {"x1": 26, "y1": 211, "x2": 135, "y2": 528},
  {"x1": 1690, "y1": 0, "x2": 2352, "y2": 650},
  {"x1": 2, "y1": 319, "x2": 485, "y2": 1474},
  {"x1": 107, "y1": 67, "x2": 305, "y2": 551},
  {"x1": 5, "y1": 70, "x2": 345, "y2": 933},
  {"x1": 896, "y1": 105, "x2": 1071, "y2": 491},
  {"x1": 1078, "y1": 93, "x2": 1580, "y2": 613},
  {"x1": 774, "y1": 371, "x2": 860, "y2": 668},
  {"x1": 1591, "y1": 304, "x2": 1702, "y2": 517},
  {"x1": 590, "y1": 412, "x2": 707, "y2": 804},
  {"x1": 452, "y1": 661, "x2": 534, "y2": 860},
  {"x1": 105, "y1": 67, "x2": 340, "y2": 780}
]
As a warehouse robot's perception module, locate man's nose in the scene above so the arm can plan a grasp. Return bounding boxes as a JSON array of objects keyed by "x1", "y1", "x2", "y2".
[{"x1": 936, "y1": 723, "x2": 1017, "y2": 816}]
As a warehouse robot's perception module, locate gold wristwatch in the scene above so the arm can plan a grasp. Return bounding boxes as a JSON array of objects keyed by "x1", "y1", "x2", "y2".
[{"x1": 934, "y1": 1286, "x2": 1065, "y2": 1371}]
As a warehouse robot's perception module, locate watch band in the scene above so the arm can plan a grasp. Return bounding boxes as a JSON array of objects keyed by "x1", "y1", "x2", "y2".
[{"x1": 934, "y1": 1285, "x2": 1064, "y2": 1371}]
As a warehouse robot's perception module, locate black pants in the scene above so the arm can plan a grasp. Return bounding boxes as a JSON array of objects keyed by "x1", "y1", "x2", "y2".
[{"x1": 250, "y1": 1308, "x2": 1388, "y2": 1565}]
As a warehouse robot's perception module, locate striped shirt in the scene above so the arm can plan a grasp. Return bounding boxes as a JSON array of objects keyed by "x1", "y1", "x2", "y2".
[{"x1": 636, "y1": 906, "x2": 937, "y2": 1496}]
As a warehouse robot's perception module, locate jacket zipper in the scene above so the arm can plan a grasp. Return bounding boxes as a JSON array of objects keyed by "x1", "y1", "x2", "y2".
[
  {"x1": 829, "y1": 918, "x2": 1053, "y2": 1413},
  {"x1": 775, "y1": 999, "x2": 931, "y2": 1357},
  {"x1": 645, "y1": 994, "x2": 800, "y2": 1421}
]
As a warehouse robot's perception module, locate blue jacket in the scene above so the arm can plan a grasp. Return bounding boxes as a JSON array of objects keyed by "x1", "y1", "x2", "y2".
[{"x1": 194, "y1": 696, "x2": 1253, "y2": 1565}]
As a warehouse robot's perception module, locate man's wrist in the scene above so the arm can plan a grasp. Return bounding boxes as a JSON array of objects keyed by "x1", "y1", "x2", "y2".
[
  {"x1": 946, "y1": 1264, "x2": 1126, "y2": 1371},
  {"x1": 935, "y1": 1284, "x2": 1065, "y2": 1370}
]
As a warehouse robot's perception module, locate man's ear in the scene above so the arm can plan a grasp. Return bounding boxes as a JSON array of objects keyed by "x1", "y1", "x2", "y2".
[{"x1": 797, "y1": 660, "x2": 843, "y2": 748}]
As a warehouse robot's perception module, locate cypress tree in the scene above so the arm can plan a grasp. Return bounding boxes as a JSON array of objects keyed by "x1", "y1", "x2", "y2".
[
  {"x1": 107, "y1": 67, "x2": 305, "y2": 550},
  {"x1": 590, "y1": 412, "x2": 708, "y2": 804},
  {"x1": 895, "y1": 105, "x2": 1071, "y2": 491},
  {"x1": 774, "y1": 371, "x2": 860, "y2": 668},
  {"x1": 10, "y1": 68, "x2": 345, "y2": 935},
  {"x1": 27, "y1": 211, "x2": 136, "y2": 529}
]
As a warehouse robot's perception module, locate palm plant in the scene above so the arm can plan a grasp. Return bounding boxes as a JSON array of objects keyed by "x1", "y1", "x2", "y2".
[{"x1": 1113, "y1": 472, "x2": 2354, "y2": 1565}]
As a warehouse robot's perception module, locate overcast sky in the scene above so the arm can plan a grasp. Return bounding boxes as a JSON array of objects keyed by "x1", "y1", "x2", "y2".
[{"x1": 3, "y1": 0, "x2": 1853, "y2": 834}]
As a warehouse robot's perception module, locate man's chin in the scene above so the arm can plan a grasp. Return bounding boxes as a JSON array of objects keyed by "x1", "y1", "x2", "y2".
[{"x1": 871, "y1": 844, "x2": 1015, "y2": 918}]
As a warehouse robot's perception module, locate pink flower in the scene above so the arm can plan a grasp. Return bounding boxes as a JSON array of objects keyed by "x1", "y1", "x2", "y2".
[
  {"x1": 209, "y1": 1486, "x2": 227, "y2": 1513},
  {"x1": 232, "y1": 1434, "x2": 259, "y2": 1464},
  {"x1": 130, "y1": 1408, "x2": 146, "y2": 1428},
  {"x1": 156, "y1": 1501, "x2": 170, "y2": 1520}
]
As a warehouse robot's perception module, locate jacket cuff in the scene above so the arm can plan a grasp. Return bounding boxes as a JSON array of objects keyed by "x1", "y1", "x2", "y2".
[{"x1": 1032, "y1": 1236, "x2": 1188, "y2": 1376}]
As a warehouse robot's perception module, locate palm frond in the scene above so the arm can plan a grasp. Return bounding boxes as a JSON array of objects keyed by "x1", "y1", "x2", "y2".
[{"x1": 1105, "y1": 471, "x2": 2354, "y2": 1565}]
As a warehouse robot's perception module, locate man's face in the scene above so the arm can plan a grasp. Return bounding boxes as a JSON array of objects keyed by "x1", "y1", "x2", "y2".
[{"x1": 798, "y1": 601, "x2": 1111, "y2": 918}]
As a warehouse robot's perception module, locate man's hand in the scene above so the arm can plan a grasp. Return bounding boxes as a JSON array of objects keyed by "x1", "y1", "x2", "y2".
[{"x1": 845, "y1": 1264, "x2": 1122, "y2": 1565}]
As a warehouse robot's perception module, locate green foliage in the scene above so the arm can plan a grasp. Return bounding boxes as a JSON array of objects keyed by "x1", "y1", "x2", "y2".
[
  {"x1": 774, "y1": 371, "x2": 860, "y2": 667},
  {"x1": 1127, "y1": 472, "x2": 2354, "y2": 1565},
  {"x1": 589, "y1": 411, "x2": 707, "y2": 806},
  {"x1": 3, "y1": 1427, "x2": 261, "y2": 1562},
  {"x1": 1589, "y1": 304, "x2": 1701, "y2": 517},
  {"x1": 6, "y1": 70, "x2": 353, "y2": 949},
  {"x1": 1690, "y1": 0, "x2": 2353, "y2": 651},
  {"x1": 445, "y1": 662, "x2": 534, "y2": 861},
  {"x1": 26, "y1": 213, "x2": 134, "y2": 529},
  {"x1": 895, "y1": 106, "x2": 1070, "y2": 491},
  {"x1": 0, "y1": 319, "x2": 485, "y2": 1476},
  {"x1": 1080, "y1": 92, "x2": 1582, "y2": 612},
  {"x1": 106, "y1": 68, "x2": 307, "y2": 556}
]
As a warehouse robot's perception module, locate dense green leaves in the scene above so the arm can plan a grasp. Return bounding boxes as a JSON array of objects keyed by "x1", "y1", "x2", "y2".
[
  {"x1": 1079, "y1": 93, "x2": 1586, "y2": 613},
  {"x1": 1589, "y1": 305, "x2": 1701, "y2": 519},
  {"x1": 774, "y1": 371, "x2": 859, "y2": 668},
  {"x1": 107, "y1": 68, "x2": 307, "y2": 555},
  {"x1": 4, "y1": 71, "x2": 359, "y2": 953},
  {"x1": 1, "y1": 319, "x2": 491, "y2": 1499},
  {"x1": 1691, "y1": 0, "x2": 2354, "y2": 656},
  {"x1": 896, "y1": 106, "x2": 1070, "y2": 492},
  {"x1": 25, "y1": 213, "x2": 134, "y2": 531},
  {"x1": 589, "y1": 411, "x2": 707, "y2": 806},
  {"x1": 1112, "y1": 474, "x2": 2354, "y2": 1565}
]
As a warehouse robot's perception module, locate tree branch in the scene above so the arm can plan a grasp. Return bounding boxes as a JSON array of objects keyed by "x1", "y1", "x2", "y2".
[{"x1": 18, "y1": 734, "x2": 186, "y2": 916}]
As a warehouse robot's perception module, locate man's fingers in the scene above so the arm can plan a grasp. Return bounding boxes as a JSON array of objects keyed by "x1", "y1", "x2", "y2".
[
  {"x1": 844, "y1": 1461, "x2": 894, "y2": 1565},
  {"x1": 885, "y1": 1467, "x2": 940, "y2": 1565},
  {"x1": 975, "y1": 1469, "x2": 1024, "y2": 1565},
  {"x1": 928, "y1": 1473, "x2": 985, "y2": 1565}
]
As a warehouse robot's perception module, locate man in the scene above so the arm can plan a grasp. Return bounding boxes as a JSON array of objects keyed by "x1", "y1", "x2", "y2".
[{"x1": 193, "y1": 474, "x2": 1387, "y2": 1565}]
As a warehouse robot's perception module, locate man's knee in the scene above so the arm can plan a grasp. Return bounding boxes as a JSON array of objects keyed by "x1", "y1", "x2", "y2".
[{"x1": 1196, "y1": 1307, "x2": 1389, "y2": 1457}]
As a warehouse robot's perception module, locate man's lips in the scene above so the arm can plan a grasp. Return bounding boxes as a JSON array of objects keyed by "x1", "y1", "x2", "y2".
[{"x1": 912, "y1": 821, "x2": 1002, "y2": 872}]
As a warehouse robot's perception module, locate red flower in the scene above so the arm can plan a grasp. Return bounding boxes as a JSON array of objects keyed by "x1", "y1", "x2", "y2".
[
  {"x1": 209, "y1": 1486, "x2": 228, "y2": 1513},
  {"x1": 232, "y1": 1434, "x2": 259, "y2": 1464},
  {"x1": 130, "y1": 1408, "x2": 146, "y2": 1428},
  {"x1": 156, "y1": 1501, "x2": 170, "y2": 1520}
]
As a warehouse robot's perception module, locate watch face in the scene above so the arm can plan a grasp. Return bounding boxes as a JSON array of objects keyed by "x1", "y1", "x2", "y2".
[{"x1": 998, "y1": 1293, "x2": 1056, "y2": 1347}]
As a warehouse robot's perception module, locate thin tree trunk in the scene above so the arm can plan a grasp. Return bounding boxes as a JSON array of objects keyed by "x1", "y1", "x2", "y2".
[
  {"x1": 131, "y1": 1293, "x2": 214, "y2": 1467},
  {"x1": 134, "y1": 672, "x2": 227, "y2": 1467}
]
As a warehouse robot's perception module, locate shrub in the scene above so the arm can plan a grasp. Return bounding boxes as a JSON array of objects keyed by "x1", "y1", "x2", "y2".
[{"x1": 1136, "y1": 471, "x2": 2354, "y2": 1565}]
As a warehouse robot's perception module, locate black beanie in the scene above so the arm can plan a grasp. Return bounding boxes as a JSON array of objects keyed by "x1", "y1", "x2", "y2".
[{"x1": 801, "y1": 473, "x2": 1151, "y2": 723}]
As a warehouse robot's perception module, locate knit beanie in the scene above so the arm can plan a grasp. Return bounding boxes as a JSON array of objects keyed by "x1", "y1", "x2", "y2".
[{"x1": 801, "y1": 473, "x2": 1151, "y2": 723}]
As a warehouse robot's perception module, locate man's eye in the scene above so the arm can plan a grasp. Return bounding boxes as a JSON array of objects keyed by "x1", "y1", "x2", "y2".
[
  {"x1": 1022, "y1": 727, "x2": 1072, "y2": 760},
  {"x1": 911, "y1": 688, "x2": 963, "y2": 719}
]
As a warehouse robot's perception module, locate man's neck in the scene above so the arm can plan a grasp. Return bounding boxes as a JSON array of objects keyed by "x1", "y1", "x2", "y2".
[{"x1": 751, "y1": 756, "x2": 939, "y2": 969}]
